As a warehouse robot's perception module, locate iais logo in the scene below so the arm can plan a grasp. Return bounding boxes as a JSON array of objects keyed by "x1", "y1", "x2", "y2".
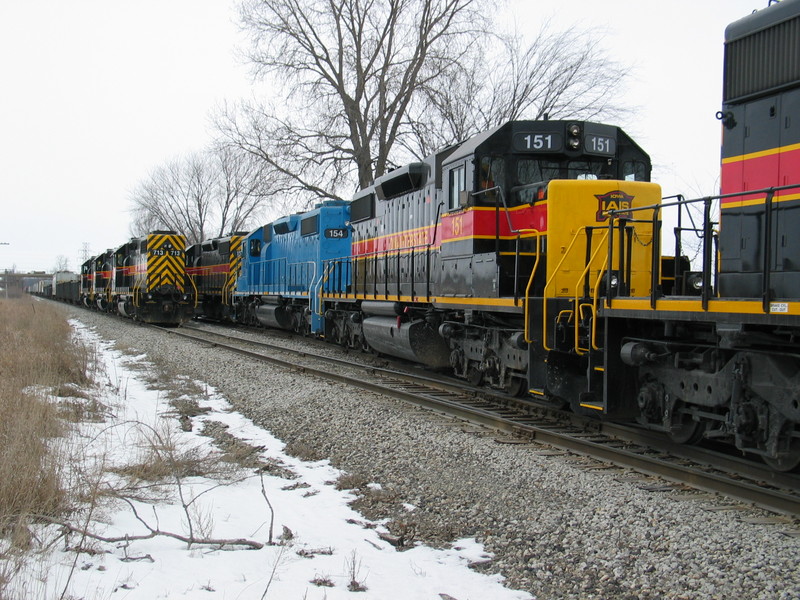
[{"x1": 595, "y1": 190, "x2": 634, "y2": 222}]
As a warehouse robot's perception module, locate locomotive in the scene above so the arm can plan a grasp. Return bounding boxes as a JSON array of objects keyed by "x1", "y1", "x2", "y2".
[
  {"x1": 186, "y1": 232, "x2": 247, "y2": 321},
  {"x1": 603, "y1": 0, "x2": 800, "y2": 471},
  {"x1": 192, "y1": 120, "x2": 656, "y2": 397},
  {"x1": 76, "y1": 231, "x2": 193, "y2": 325}
]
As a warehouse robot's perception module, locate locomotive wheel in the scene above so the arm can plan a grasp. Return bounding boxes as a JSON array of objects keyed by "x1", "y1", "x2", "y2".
[
  {"x1": 764, "y1": 451, "x2": 800, "y2": 472},
  {"x1": 467, "y1": 366, "x2": 483, "y2": 386},
  {"x1": 505, "y1": 377, "x2": 527, "y2": 397},
  {"x1": 764, "y1": 424, "x2": 800, "y2": 472},
  {"x1": 667, "y1": 405, "x2": 706, "y2": 445}
]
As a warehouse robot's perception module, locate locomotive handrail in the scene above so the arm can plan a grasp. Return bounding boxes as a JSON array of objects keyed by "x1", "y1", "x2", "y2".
[
  {"x1": 608, "y1": 183, "x2": 800, "y2": 217},
  {"x1": 351, "y1": 240, "x2": 433, "y2": 301},
  {"x1": 542, "y1": 227, "x2": 588, "y2": 352},
  {"x1": 605, "y1": 184, "x2": 800, "y2": 310},
  {"x1": 589, "y1": 263, "x2": 612, "y2": 350},
  {"x1": 186, "y1": 274, "x2": 199, "y2": 308},
  {"x1": 310, "y1": 267, "x2": 326, "y2": 318},
  {"x1": 522, "y1": 230, "x2": 544, "y2": 344},
  {"x1": 471, "y1": 184, "x2": 541, "y2": 238},
  {"x1": 473, "y1": 184, "x2": 544, "y2": 309},
  {"x1": 252, "y1": 257, "x2": 316, "y2": 297},
  {"x1": 319, "y1": 257, "x2": 352, "y2": 298},
  {"x1": 572, "y1": 229, "x2": 609, "y2": 355},
  {"x1": 604, "y1": 183, "x2": 800, "y2": 312}
]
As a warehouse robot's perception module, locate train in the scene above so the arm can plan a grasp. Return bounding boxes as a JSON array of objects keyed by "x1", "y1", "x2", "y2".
[
  {"x1": 42, "y1": 0, "x2": 800, "y2": 470},
  {"x1": 44, "y1": 231, "x2": 193, "y2": 325}
]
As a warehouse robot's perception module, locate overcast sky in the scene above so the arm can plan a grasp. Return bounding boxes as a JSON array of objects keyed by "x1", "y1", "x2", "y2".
[{"x1": 0, "y1": 0, "x2": 765, "y2": 273}]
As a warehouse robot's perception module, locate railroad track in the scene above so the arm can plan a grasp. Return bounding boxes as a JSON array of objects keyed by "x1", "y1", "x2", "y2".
[{"x1": 157, "y1": 321, "x2": 800, "y2": 518}]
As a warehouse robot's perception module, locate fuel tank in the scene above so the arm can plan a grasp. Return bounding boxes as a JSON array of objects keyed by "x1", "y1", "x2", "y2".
[
  {"x1": 361, "y1": 316, "x2": 450, "y2": 368},
  {"x1": 255, "y1": 304, "x2": 293, "y2": 330}
]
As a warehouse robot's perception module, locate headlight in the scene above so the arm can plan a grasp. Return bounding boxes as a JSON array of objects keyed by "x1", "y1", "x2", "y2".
[
  {"x1": 609, "y1": 273, "x2": 619, "y2": 288},
  {"x1": 689, "y1": 273, "x2": 704, "y2": 291}
]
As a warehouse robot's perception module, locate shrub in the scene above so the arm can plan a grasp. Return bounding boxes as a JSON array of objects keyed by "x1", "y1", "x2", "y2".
[{"x1": 0, "y1": 299, "x2": 89, "y2": 542}]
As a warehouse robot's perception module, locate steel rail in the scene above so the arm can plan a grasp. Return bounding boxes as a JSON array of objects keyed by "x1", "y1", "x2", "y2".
[{"x1": 158, "y1": 324, "x2": 800, "y2": 517}]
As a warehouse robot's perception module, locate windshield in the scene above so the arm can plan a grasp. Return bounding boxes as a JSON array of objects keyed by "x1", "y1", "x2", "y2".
[{"x1": 516, "y1": 158, "x2": 620, "y2": 185}]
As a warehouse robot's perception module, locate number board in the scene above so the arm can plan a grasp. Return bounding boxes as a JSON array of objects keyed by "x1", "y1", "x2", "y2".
[
  {"x1": 512, "y1": 132, "x2": 563, "y2": 153},
  {"x1": 324, "y1": 228, "x2": 349, "y2": 239},
  {"x1": 585, "y1": 134, "x2": 616, "y2": 156}
]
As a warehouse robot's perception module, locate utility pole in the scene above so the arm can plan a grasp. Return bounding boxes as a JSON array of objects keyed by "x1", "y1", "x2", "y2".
[
  {"x1": 79, "y1": 242, "x2": 92, "y2": 265},
  {"x1": 0, "y1": 243, "x2": 8, "y2": 299}
]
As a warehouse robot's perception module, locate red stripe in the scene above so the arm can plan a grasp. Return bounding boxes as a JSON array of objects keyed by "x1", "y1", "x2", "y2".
[
  {"x1": 352, "y1": 204, "x2": 548, "y2": 256},
  {"x1": 440, "y1": 204, "x2": 547, "y2": 240},
  {"x1": 186, "y1": 264, "x2": 231, "y2": 275},
  {"x1": 721, "y1": 147, "x2": 800, "y2": 205}
]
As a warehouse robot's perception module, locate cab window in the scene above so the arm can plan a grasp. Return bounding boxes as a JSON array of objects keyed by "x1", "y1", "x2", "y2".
[
  {"x1": 477, "y1": 156, "x2": 506, "y2": 205},
  {"x1": 623, "y1": 160, "x2": 648, "y2": 181},
  {"x1": 447, "y1": 164, "x2": 466, "y2": 210}
]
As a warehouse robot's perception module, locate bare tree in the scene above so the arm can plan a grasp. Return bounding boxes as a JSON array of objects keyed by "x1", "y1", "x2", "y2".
[
  {"x1": 403, "y1": 22, "x2": 630, "y2": 158},
  {"x1": 129, "y1": 147, "x2": 277, "y2": 242},
  {"x1": 216, "y1": 0, "x2": 484, "y2": 203},
  {"x1": 212, "y1": 145, "x2": 272, "y2": 236},
  {"x1": 52, "y1": 255, "x2": 70, "y2": 273},
  {"x1": 219, "y1": 1, "x2": 631, "y2": 199},
  {"x1": 130, "y1": 154, "x2": 215, "y2": 244}
]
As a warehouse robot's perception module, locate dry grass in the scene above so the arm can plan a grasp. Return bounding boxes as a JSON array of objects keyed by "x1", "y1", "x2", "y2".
[
  {"x1": 0, "y1": 299, "x2": 90, "y2": 536},
  {"x1": 111, "y1": 420, "x2": 219, "y2": 484},
  {"x1": 283, "y1": 439, "x2": 326, "y2": 462},
  {"x1": 334, "y1": 472, "x2": 368, "y2": 491}
]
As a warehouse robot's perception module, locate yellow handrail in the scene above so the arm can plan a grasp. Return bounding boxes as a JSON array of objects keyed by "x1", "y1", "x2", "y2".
[
  {"x1": 542, "y1": 227, "x2": 588, "y2": 351},
  {"x1": 521, "y1": 230, "x2": 543, "y2": 344},
  {"x1": 187, "y1": 274, "x2": 199, "y2": 308}
]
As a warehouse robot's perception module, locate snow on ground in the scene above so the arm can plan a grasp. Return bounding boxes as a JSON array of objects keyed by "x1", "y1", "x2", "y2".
[{"x1": 16, "y1": 320, "x2": 534, "y2": 600}]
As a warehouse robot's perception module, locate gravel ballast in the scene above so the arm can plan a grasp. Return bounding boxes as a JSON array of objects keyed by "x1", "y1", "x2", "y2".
[{"x1": 65, "y1": 306, "x2": 800, "y2": 600}]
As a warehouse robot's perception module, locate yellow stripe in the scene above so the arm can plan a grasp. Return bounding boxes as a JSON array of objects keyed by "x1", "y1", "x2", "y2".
[
  {"x1": 721, "y1": 141, "x2": 800, "y2": 164},
  {"x1": 447, "y1": 203, "x2": 546, "y2": 214},
  {"x1": 580, "y1": 403, "x2": 604, "y2": 411},
  {"x1": 722, "y1": 192, "x2": 800, "y2": 209},
  {"x1": 444, "y1": 232, "x2": 545, "y2": 244},
  {"x1": 605, "y1": 297, "x2": 800, "y2": 316},
  {"x1": 321, "y1": 292, "x2": 521, "y2": 307}
]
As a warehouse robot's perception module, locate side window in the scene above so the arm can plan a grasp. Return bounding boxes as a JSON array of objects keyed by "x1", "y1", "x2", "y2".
[
  {"x1": 623, "y1": 160, "x2": 647, "y2": 181},
  {"x1": 448, "y1": 164, "x2": 466, "y2": 210},
  {"x1": 478, "y1": 156, "x2": 505, "y2": 204}
]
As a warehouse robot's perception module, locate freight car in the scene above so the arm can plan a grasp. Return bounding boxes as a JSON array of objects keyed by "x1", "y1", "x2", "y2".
[{"x1": 51, "y1": 271, "x2": 81, "y2": 303}]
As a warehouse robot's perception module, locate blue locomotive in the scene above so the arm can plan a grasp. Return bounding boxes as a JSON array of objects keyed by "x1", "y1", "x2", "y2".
[{"x1": 231, "y1": 200, "x2": 352, "y2": 335}]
